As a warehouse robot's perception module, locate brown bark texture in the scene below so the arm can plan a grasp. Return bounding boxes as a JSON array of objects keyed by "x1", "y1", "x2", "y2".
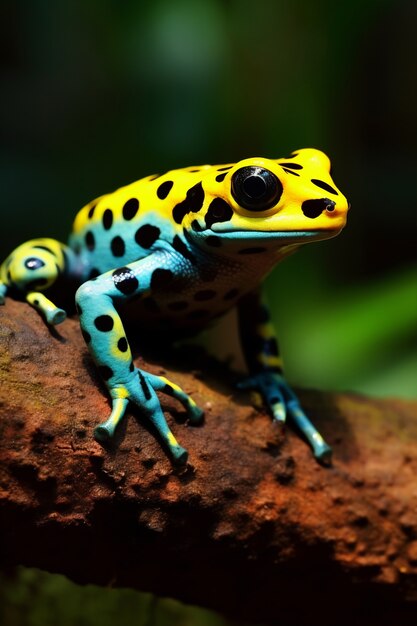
[{"x1": 0, "y1": 299, "x2": 416, "y2": 625}]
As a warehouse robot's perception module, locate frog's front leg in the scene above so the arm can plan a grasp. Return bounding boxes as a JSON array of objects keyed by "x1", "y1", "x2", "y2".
[
  {"x1": 237, "y1": 290, "x2": 332, "y2": 464},
  {"x1": 75, "y1": 253, "x2": 203, "y2": 464}
]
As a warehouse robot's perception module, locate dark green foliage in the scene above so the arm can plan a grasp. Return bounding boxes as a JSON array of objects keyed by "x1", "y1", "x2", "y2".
[{"x1": 0, "y1": 568, "x2": 236, "y2": 626}]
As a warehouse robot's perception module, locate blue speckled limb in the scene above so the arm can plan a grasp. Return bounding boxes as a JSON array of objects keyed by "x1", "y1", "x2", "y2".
[
  {"x1": 75, "y1": 250, "x2": 202, "y2": 463},
  {"x1": 238, "y1": 290, "x2": 332, "y2": 464},
  {"x1": 239, "y1": 372, "x2": 332, "y2": 463}
]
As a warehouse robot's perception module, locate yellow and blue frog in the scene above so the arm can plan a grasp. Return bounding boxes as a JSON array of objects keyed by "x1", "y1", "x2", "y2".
[{"x1": 0, "y1": 148, "x2": 349, "y2": 465}]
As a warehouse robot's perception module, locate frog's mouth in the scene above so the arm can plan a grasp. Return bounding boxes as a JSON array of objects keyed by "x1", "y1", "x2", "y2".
[{"x1": 206, "y1": 227, "x2": 343, "y2": 244}]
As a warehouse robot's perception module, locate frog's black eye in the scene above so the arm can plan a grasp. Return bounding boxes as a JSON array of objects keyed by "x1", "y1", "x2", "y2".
[
  {"x1": 25, "y1": 257, "x2": 45, "y2": 270},
  {"x1": 231, "y1": 166, "x2": 283, "y2": 212}
]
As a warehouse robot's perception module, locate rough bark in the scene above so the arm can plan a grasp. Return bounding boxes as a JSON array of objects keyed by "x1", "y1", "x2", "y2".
[{"x1": 0, "y1": 299, "x2": 416, "y2": 625}]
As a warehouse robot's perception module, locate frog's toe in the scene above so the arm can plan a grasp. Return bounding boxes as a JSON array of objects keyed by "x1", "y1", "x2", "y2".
[
  {"x1": 187, "y1": 404, "x2": 204, "y2": 425},
  {"x1": 94, "y1": 423, "x2": 113, "y2": 443},
  {"x1": 170, "y1": 443, "x2": 189, "y2": 465},
  {"x1": 93, "y1": 397, "x2": 129, "y2": 443},
  {"x1": 47, "y1": 307, "x2": 67, "y2": 326},
  {"x1": 287, "y1": 401, "x2": 332, "y2": 465},
  {"x1": 313, "y1": 440, "x2": 333, "y2": 466},
  {"x1": 271, "y1": 399, "x2": 286, "y2": 423}
]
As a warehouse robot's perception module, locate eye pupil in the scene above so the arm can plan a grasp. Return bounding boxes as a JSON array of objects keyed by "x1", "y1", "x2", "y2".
[
  {"x1": 231, "y1": 166, "x2": 282, "y2": 211},
  {"x1": 25, "y1": 257, "x2": 45, "y2": 270},
  {"x1": 242, "y1": 175, "x2": 267, "y2": 199}
]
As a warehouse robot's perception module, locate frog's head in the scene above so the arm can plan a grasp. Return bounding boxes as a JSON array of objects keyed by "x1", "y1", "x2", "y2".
[{"x1": 183, "y1": 149, "x2": 349, "y2": 253}]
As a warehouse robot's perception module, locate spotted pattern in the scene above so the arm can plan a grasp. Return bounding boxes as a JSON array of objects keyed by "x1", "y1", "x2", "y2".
[
  {"x1": 157, "y1": 180, "x2": 174, "y2": 200},
  {"x1": 172, "y1": 235, "x2": 196, "y2": 264},
  {"x1": 302, "y1": 198, "x2": 330, "y2": 219},
  {"x1": 205, "y1": 198, "x2": 233, "y2": 229},
  {"x1": 280, "y1": 163, "x2": 303, "y2": 170},
  {"x1": 151, "y1": 268, "x2": 173, "y2": 290},
  {"x1": 33, "y1": 245, "x2": 55, "y2": 255},
  {"x1": 311, "y1": 179, "x2": 338, "y2": 195},
  {"x1": 94, "y1": 315, "x2": 114, "y2": 332},
  {"x1": 112, "y1": 267, "x2": 139, "y2": 295},
  {"x1": 111, "y1": 236, "x2": 125, "y2": 257},
  {"x1": 138, "y1": 371, "x2": 151, "y2": 400},
  {"x1": 34, "y1": 149, "x2": 346, "y2": 465},
  {"x1": 191, "y1": 219, "x2": 203, "y2": 232},
  {"x1": 103, "y1": 209, "x2": 113, "y2": 230},
  {"x1": 205, "y1": 236, "x2": 222, "y2": 247},
  {"x1": 117, "y1": 337, "x2": 128, "y2": 352},
  {"x1": 123, "y1": 198, "x2": 140, "y2": 220},
  {"x1": 215, "y1": 172, "x2": 228, "y2": 182},
  {"x1": 26, "y1": 278, "x2": 48, "y2": 290},
  {"x1": 135, "y1": 224, "x2": 160, "y2": 248},
  {"x1": 98, "y1": 365, "x2": 114, "y2": 381},
  {"x1": 86, "y1": 231, "x2": 95, "y2": 251},
  {"x1": 172, "y1": 182, "x2": 205, "y2": 224}
]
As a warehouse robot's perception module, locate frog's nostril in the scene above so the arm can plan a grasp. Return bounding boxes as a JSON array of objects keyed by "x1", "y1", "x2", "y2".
[{"x1": 302, "y1": 198, "x2": 336, "y2": 219}]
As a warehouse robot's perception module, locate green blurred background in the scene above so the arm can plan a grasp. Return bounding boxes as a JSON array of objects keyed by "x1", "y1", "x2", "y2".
[
  {"x1": 0, "y1": 1, "x2": 416, "y2": 624},
  {"x1": 1, "y1": 0, "x2": 416, "y2": 398}
]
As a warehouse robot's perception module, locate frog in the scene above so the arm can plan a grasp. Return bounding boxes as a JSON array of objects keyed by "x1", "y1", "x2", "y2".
[{"x1": 0, "y1": 148, "x2": 349, "y2": 465}]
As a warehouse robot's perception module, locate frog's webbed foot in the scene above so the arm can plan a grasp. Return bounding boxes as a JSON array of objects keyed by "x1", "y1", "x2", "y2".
[
  {"x1": 239, "y1": 372, "x2": 332, "y2": 464},
  {"x1": 93, "y1": 369, "x2": 204, "y2": 464}
]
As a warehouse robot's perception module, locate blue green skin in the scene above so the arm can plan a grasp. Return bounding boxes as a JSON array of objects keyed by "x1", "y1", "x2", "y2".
[
  {"x1": 0, "y1": 199, "x2": 333, "y2": 464},
  {"x1": 71, "y1": 212, "x2": 332, "y2": 464}
]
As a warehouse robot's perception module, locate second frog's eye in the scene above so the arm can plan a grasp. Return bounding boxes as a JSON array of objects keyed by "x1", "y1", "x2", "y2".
[{"x1": 231, "y1": 166, "x2": 283, "y2": 212}]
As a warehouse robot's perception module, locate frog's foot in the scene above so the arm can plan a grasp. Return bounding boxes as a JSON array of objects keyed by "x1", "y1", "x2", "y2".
[
  {"x1": 239, "y1": 372, "x2": 332, "y2": 464},
  {"x1": 93, "y1": 369, "x2": 203, "y2": 464}
]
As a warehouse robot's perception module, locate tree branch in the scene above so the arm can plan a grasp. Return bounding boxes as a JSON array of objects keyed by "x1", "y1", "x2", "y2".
[{"x1": 0, "y1": 299, "x2": 416, "y2": 625}]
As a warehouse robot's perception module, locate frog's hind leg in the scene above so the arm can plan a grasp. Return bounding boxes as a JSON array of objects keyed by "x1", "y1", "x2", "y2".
[
  {"x1": 0, "y1": 238, "x2": 81, "y2": 325},
  {"x1": 75, "y1": 252, "x2": 201, "y2": 464}
]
